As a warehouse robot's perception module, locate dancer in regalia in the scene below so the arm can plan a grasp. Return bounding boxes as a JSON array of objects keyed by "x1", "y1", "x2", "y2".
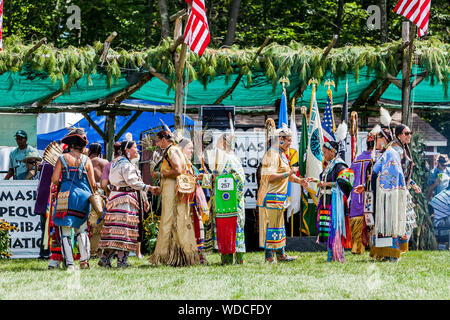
[
  {"x1": 51, "y1": 128, "x2": 96, "y2": 270},
  {"x1": 392, "y1": 124, "x2": 420, "y2": 253},
  {"x1": 149, "y1": 130, "x2": 200, "y2": 267},
  {"x1": 354, "y1": 109, "x2": 408, "y2": 261},
  {"x1": 311, "y1": 123, "x2": 354, "y2": 262},
  {"x1": 178, "y1": 137, "x2": 209, "y2": 264},
  {"x1": 98, "y1": 139, "x2": 153, "y2": 268},
  {"x1": 257, "y1": 121, "x2": 310, "y2": 263},
  {"x1": 206, "y1": 133, "x2": 246, "y2": 264},
  {"x1": 348, "y1": 134, "x2": 376, "y2": 255}
]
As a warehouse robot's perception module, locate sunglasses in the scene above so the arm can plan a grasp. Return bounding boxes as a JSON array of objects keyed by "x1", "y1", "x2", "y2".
[
  {"x1": 403, "y1": 131, "x2": 412, "y2": 136},
  {"x1": 27, "y1": 161, "x2": 37, "y2": 164}
]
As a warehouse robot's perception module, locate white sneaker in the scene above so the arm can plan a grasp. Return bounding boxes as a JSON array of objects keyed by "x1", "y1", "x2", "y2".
[{"x1": 66, "y1": 265, "x2": 76, "y2": 272}]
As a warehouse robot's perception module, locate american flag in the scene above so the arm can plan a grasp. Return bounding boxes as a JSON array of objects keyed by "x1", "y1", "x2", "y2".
[
  {"x1": 321, "y1": 94, "x2": 335, "y2": 143},
  {"x1": 0, "y1": 0, "x2": 3, "y2": 51},
  {"x1": 394, "y1": 0, "x2": 431, "y2": 37},
  {"x1": 184, "y1": 0, "x2": 210, "y2": 56}
]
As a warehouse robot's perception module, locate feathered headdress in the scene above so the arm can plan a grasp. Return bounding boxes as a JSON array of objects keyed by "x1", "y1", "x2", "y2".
[
  {"x1": 369, "y1": 124, "x2": 381, "y2": 136},
  {"x1": 323, "y1": 121, "x2": 347, "y2": 153},
  {"x1": 159, "y1": 119, "x2": 171, "y2": 132},
  {"x1": 125, "y1": 132, "x2": 133, "y2": 141},
  {"x1": 275, "y1": 122, "x2": 292, "y2": 137},
  {"x1": 172, "y1": 129, "x2": 186, "y2": 144},
  {"x1": 159, "y1": 118, "x2": 174, "y2": 141}
]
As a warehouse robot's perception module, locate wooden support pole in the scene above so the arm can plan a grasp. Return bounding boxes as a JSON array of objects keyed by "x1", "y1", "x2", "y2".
[
  {"x1": 174, "y1": 41, "x2": 188, "y2": 130},
  {"x1": 102, "y1": 73, "x2": 154, "y2": 105},
  {"x1": 100, "y1": 31, "x2": 118, "y2": 66},
  {"x1": 353, "y1": 40, "x2": 411, "y2": 108},
  {"x1": 170, "y1": 36, "x2": 185, "y2": 52},
  {"x1": 147, "y1": 65, "x2": 170, "y2": 86},
  {"x1": 173, "y1": 13, "x2": 189, "y2": 131},
  {"x1": 290, "y1": 35, "x2": 338, "y2": 105},
  {"x1": 170, "y1": 9, "x2": 187, "y2": 22},
  {"x1": 104, "y1": 115, "x2": 117, "y2": 161},
  {"x1": 411, "y1": 70, "x2": 429, "y2": 89},
  {"x1": 351, "y1": 78, "x2": 383, "y2": 110},
  {"x1": 366, "y1": 78, "x2": 392, "y2": 106},
  {"x1": 214, "y1": 36, "x2": 271, "y2": 105},
  {"x1": 82, "y1": 112, "x2": 107, "y2": 141},
  {"x1": 24, "y1": 37, "x2": 47, "y2": 59},
  {"x1": 101, "y1": 64, "x2": 170, "y2": 106},
  {"x1": 387, "y1": 73, "x2": 402, "y2": 89},
  {"x1": 115, "y1": 111, "x2": 143, "y2": 141}
]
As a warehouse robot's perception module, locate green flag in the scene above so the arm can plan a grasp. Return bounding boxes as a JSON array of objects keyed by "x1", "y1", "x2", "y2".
[{"x1": 299, "y1": 110, "x2": 318, "y2": 236}]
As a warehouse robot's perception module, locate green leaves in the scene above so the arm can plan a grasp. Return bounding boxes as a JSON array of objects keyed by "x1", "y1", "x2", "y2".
[
  {"x1": 410, "y1": 133, "x2": 438, "y2": 250},
  {"x1": 0, "y1": 30, "x2": 448, "y2": 96}
]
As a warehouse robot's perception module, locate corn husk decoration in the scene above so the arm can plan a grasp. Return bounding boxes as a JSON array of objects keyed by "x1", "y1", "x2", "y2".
[{"x1": 43, "y1": 141, "x2": 64, "y2": 167}]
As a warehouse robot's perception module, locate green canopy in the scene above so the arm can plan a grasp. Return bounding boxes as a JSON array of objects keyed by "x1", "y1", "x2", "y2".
[
  {"x1": 0, "y1": 67, "x2": 448, "y2": 111},
  {"x1": 0, "y1": 36, "x2": 448, "y2": 112}
]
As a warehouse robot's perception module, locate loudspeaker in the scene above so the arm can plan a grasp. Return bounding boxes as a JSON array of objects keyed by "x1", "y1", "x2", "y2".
[{"x1": 200, "y1": 106, "x2": 235, "y2": 129}]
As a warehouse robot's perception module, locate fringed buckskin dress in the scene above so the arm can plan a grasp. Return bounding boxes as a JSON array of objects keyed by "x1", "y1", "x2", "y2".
[
  {"x1": 149, "y1": 145, "x2": 200, "y2": 267},
  {"x1": 370, "y1": 145, "x2": 407, "y2": 261}
]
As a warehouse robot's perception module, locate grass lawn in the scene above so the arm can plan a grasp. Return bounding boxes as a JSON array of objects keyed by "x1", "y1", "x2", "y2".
[{"x1": 0, "y1": 250, "x2": 448, "y2": 300}]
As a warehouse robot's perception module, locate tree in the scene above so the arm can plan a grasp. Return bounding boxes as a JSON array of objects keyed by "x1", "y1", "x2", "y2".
[
  {"x1": 223, "y1": 0, "x2": 241, "y2": 47},
  {"x1": 158, "y1": 0, "x2": 170, "y2": 39},
  {"x1": 379, "y1": 0, "x2": 388, "y2": 43},
  {"x1": 145, "y1": 0, "x2": 155, "y2": 47},
  {"x1": 334, "y1": 0, "x2": 345, "y2": 46}
]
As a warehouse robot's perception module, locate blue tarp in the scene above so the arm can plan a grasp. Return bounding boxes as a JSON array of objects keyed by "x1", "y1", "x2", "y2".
[{"x1": 37, "y1": 108, "x2": 197, "y2": 150}]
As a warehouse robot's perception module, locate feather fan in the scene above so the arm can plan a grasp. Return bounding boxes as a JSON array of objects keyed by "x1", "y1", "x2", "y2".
[
  {"x1": 380, "y1": 107, "x2": 391, "y2": 127},
  {"x1": 334, "y1": 121, "x2": 348, "y2": 142}
]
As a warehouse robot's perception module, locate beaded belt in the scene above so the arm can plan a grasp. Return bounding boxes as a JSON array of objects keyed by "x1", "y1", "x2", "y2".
[{"x1": 111, "y1": 186, "x2": 135, "y2": 192}]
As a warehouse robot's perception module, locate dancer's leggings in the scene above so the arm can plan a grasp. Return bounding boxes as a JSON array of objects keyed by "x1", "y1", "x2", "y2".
[
  {"x1": 265, "y1": 247, "x2": 286, "y2": 260},
  {"x1": 60, "y1": 221, "x2": 90, "y2": 266}
]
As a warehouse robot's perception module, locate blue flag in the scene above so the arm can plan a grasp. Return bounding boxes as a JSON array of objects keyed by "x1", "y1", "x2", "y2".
[{"x1": 278, "y1": 89, "x2": 288, "y2": 128}]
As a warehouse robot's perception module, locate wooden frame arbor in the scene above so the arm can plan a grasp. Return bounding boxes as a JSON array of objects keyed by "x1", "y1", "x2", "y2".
[{"x1": 0, "y1": 17, "x2": 448, "y2": 160}]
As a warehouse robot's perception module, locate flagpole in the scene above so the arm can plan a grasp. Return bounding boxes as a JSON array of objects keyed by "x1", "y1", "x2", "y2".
[
  {"x1": 299, "y1": 106, "x2": 306, "y2": 238},
  {"x1": 291, "y1": 98, "x2": 295, "y2": 238}
]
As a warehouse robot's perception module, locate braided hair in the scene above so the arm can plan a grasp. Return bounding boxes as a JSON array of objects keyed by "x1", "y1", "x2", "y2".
[
  {"x1": 88, "y1": 142, "x2": 102, "y2": 157},
  {"x1": 120, "y1": 140, "x2": 136, "y2": 162}
]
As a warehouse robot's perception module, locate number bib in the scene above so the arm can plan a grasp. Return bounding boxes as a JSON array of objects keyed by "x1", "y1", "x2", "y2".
[{"x1": 214, "y1": 173, "x2": 238, "y2": 216}]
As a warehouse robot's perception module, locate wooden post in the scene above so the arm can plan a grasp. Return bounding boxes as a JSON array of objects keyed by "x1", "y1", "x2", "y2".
[
  {"x1": 401, "y1": 21, "x2": 415, "y2": 127},
  {"x1": 214, "y1": 36, "x2": 271, "y2": 105},
  {"x1": 173, "y1": 13, "x2": 188, "y2": 131},
  {"x1": 104, "y1": 115, "x2": 116, "y2": 161},
  {"x1": 290, "y1": 35, "x2": 338, "y2": 105},
  {"x1": 100, "y1": 32, "x2": 118, "y2": 66}
]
